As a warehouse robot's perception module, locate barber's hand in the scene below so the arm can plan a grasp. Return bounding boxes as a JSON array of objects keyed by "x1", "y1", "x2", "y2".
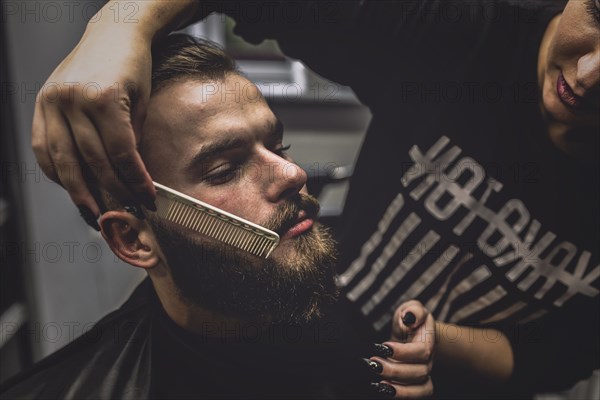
[
  {"x1": 367, "y1": 301, "x2": 435, "y2": 398},
  {"x1": 32, "y1": 20, "x2": 156, "y2": 225}
]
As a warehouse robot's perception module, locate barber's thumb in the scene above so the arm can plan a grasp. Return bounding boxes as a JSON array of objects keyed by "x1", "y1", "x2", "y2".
[
  {"x1": 402, "y1": 311, "x2": 417, "y2": 326},
  {"x1": 392, "y1": 301, "x2": 428, "y2": 338}
]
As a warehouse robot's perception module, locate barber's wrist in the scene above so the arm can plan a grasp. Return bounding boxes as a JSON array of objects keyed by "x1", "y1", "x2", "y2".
[
  {"x1": 84, "y1": 0, "x2": 199, "y2": 44},
  {"x1": 434, "y1": 322, "x2": 514, "y2": 382},
  {"x1": 83, "y1": 11, "x2": 152, "y2": 46}
]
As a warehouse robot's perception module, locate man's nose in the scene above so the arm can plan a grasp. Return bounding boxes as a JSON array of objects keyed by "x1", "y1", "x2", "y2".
[
  {"x1": 264, "y1": 157, "x2": 307, "y2": 202},
  {"x1": 576, "y1": 48, "x2": 600, "y2": 93}
]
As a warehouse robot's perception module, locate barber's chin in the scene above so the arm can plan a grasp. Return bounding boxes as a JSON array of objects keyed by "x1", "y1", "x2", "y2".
[{"x1": 548, "y1": 124, "x2": 599, "y2": 162}]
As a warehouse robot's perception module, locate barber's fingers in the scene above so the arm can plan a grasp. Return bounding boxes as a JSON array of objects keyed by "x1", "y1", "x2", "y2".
[
  {"x1": 32, "y1": 98, "x2": 59, "y2": 184},
  {"x1": 88, "y1": 89, "x2": 155, "y2": 209},
  {"x1": 66, "y1": 109, "x2": 134, "y2": 205},
  {"x1": 44, "y1": 104, "x2": 100, "y2": 217},
  {"x1": 372, "y1": 378, "x2": 434, "y2": 399},
  {"x1": 130, "y1": 85, "x2": 149, "y2": 141},
  {"x1": 377, "y1": 341, "x2": 434, "y2": 364},
  {"x1": 369, "y1": 301, "x2": 436, "y2": 398},
  {"x1": 369, "y1": 357, "x2": 431, "y2": 384}
]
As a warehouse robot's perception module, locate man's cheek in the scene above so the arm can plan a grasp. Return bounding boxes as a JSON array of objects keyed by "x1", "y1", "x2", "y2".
[{"x1": 205, "y1": 193, "x2": 264, "y2": 225}]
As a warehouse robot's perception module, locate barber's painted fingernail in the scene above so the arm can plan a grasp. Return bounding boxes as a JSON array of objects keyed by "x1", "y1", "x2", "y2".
[
  {"x1": 77, "y1": 205, "x2": 100, "y2": 231},
  {"x1": 403, "y1": 311, "x2": 416, "y2": 325},
  {"x1": 361, "y1": 358, "x2": 383, "y2": 374},
  {"x1": 124, "y1": 205, "x2": 145, "y2": 220},
  {"x1": 370, "y1": 382, "x2": 396, "y2": 397},
  {"x1": 140, "y1": 196, "x2": 157, "y2": 212},
  {"x1": 146, "y1": 200, "x2": 157, "y2": 212},
  {"x1": 372, "y1": 343, "x2": 393, "y2": 358}
]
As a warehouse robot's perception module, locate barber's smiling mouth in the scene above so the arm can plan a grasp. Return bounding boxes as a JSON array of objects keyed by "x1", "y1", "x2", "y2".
[{"x1": 556, "y1": 72, "x2": 598, "y2": 111}]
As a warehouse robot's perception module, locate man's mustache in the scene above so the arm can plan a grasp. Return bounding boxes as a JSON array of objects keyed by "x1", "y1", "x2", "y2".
[{"x1": 263, "y1": 193, "x2": 320, "y2": 236}]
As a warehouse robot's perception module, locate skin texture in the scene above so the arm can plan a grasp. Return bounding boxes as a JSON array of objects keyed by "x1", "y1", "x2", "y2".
[{"x1": 30, "y1": 0, "x2": 599, "y2": 398}]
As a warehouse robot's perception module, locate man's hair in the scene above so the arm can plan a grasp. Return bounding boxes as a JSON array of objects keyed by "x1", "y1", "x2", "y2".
[
  {"x1": 98, "y1": 34, "x2": 238, "y2": 213},
  {"x1": 151, "y1": 34, "x2": 238, "y2": 94}
]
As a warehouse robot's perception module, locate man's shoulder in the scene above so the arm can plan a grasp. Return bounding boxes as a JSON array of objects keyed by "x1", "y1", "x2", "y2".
[{"x1": 0, "y1": 279, "x2": 155, "y2": 400}]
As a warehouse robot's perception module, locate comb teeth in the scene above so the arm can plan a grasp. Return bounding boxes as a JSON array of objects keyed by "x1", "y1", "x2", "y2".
[{"x1": 154, "y1": 185, "x2": 279, "y2": 258}]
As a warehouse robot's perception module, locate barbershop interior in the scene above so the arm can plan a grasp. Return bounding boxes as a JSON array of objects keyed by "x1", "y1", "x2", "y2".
[
  {"x1": 2, "y1": 1, "x2": 369, "y2": 385},
  {"x1": 1, "y1": 1, "x2": 599, "y2": 399}
]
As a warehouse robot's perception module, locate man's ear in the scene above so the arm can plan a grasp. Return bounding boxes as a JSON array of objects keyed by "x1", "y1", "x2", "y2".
[{"x1": 100, "y1": 211, "x2": 160, "y2": 269}]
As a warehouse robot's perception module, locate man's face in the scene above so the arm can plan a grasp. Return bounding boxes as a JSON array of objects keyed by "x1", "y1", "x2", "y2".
[
  {"x1": 140, "y1": 73, "x2": 338, "y2": 322},
  {"x1": 541, "y1": 0, "x2": 600, "y2": 157}
]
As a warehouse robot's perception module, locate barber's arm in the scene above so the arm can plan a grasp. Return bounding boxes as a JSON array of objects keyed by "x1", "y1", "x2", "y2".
[
  {"x1": 32, "y1": 0, "x2": 206, "y2": 221},
  {"x1": 33, "y1": 0, "x2": 490, "y2": 225},
  {"x1": 373, "y1": 301, "x2": 513, "y2": 398},
  {"x1": 434, "y1": 321, "x2": 513, "y2": 383}
]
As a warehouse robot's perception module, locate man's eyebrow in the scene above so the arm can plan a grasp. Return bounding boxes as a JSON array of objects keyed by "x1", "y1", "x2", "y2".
[
  {"x1": 186, "y1": 118, "x2": 284, "y2": 172},
  {"x1": 186, "y1": 136, "x2": 249, "y2": 172}
]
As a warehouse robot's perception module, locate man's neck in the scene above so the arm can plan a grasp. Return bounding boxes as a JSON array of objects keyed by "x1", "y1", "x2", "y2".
[{"x1": 149, "y1": 268, "x2": 261, "y2": 338}]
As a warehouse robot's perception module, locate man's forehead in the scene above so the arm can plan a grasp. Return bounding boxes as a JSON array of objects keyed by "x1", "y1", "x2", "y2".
[
  {"x1": 152, "y1": 77, "x2": 256, "y2": 117},
  {"x1": 141, "y1": 76, "x2": 280, "y2": 177},
  {"x1": 144, "y1": 76, "x2": 275, "y2": 137}
]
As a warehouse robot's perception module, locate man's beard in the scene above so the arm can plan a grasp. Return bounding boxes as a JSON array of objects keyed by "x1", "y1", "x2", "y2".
[{"x1": 148, "y1": 193, "x2": 339, "y2": 323}]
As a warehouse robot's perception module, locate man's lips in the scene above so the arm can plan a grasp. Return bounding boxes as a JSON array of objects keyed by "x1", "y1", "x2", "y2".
[
  {"x1": 279, "y1": 210, "x2": 314, "y2": 240},
  {"x1": 281, "y1": 218, "x2": 314, "y2": 240}
]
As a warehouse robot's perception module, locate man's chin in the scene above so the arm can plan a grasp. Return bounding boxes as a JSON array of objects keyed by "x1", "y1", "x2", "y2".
[
  {"x1": 149, "y1": 214, "x2": 339, "y2": 324},
  {"x1": 270, "y1": 237, "x2": 306, "y2": 260},
  {"x1": 271, "y1": 223, "x2": 330, "y2": 262}
]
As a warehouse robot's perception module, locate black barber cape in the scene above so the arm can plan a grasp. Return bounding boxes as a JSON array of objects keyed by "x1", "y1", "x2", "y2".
[{"x1": 0, "y1": 279, "x2": 375, "y2": 399}]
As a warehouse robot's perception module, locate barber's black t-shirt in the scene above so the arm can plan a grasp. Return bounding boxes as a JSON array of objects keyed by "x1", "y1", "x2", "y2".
[{"x1": 221, "y1": 0, "x2": 600, "y2": 396}]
